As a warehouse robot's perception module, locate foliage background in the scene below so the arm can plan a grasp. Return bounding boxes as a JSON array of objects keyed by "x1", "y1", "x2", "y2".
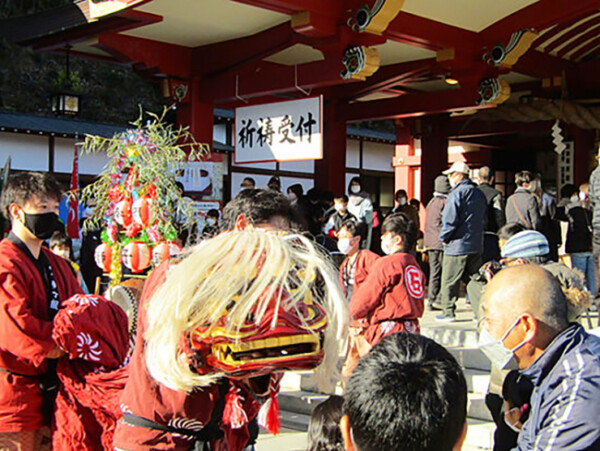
[{"x1": 0, "y1": 0, "x2": 168, "y2": 125}]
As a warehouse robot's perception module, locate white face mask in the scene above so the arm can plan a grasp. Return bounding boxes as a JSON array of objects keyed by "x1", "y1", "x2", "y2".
[
  {"x1": 449, "y1": 175, "x2": 458, "y2": 188},
  {"x1": 337, "y1": 238, "x2": 354, "y2": 255},
  {"x1": 398, "y1": 197, "x2": 407, "y2": 206},
  {"x1": 288, "y1": 192, "x2": 297, "y2": 202},
  {"x1": 334, "y1": 203, "x2": 346, "y2": 212},
  {"x1": 381, "y1": 235, "x2": 397, "y2": 255},
  {"x1": 206, "y1": 218, "x2": 216, "y2": 226},
  {"x1": 350, "y1": 185, "x2": 361, "y2": 194},
  {"x1": 53, "y1": 249, "x2": 70, "y2": 260},
  {"x1": 478, "y1": 317, "x2": 527, "y2": 370},
  {"x1": 570, "y1": 194, "x2": 579, "y2": 202}
]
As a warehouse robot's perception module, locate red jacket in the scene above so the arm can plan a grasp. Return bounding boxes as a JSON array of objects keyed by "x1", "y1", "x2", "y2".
[
  {"x1": 349, "y1": 252, "x2": 425, "y2": 342},
  {"x1": 0, "y1": 239, "x2": 82, "y2": 432},
  {"x1": 338, "y1": 249, "x2": 380, "y2": 299},
  {"x1": 113, "y1": 263, "x2": 260, "y2": 451}
]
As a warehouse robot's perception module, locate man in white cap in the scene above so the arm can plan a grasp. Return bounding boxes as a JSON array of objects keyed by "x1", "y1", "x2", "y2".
[{"x1": 436, "y1": 161, "x2": 487, "y2": 322}]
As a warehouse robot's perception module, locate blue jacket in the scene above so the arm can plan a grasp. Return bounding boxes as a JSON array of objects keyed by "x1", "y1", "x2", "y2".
[
  {"x1": 517, "y1": 324, "x2": 600, "y2": 450},
  {"x1": 439, "y1": 178, "x2": 487, "y2": 256}
]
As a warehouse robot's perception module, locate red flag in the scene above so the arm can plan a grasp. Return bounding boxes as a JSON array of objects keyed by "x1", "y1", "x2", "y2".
[{"x1": 67, "y1": 141, "x2": 79, "y2": 239}]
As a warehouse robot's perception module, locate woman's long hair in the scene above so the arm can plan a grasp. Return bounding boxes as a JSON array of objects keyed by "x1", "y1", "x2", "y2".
[{"x1": 144, "y1": 230, "x2": 347, "y2": 392}]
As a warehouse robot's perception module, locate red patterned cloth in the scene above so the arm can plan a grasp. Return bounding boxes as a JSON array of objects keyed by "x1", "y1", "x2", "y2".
[{"x1": 52, "y1": 294, "x2": 130, "y2": 450}]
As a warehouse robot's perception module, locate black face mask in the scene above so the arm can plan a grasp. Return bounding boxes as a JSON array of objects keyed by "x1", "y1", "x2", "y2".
[{"x1": 24, "y1": 212, "x2": 62, "y2": 240}]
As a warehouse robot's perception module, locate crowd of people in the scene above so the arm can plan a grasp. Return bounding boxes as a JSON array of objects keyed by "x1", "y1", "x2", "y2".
[{"x1": 0, "y1": 162, "x2": 599, "y2": 450}]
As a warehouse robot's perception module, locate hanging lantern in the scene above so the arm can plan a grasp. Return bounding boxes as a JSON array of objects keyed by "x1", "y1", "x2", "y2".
[
  {"x1": 114, "y1": 198, "x2": 133, "y2": 228},
  {"x1": 94, "y1": 243, "x2": 114, "y2": 272},
  {"x1": 132, "y1": 196, "x2": 156, "y2": 228},
  {"x1": 122, "y1": 241, "x2": 152, "y2": 273},
  {"x1": 152, "y1": 241, "x2": 183, "y2": 266}
]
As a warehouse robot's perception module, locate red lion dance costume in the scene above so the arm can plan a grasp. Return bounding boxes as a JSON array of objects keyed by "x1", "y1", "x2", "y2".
[{"x1": 109, "y1": 230, "x2": 347, "y2": 450}]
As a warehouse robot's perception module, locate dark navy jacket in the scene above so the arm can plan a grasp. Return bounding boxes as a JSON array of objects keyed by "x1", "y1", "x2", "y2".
[
  {"x1": 517, "y1": 324, "x2": 600, "y2": 450},
  {"x1": 439, "y1": 178, "x2": 487, "y2": 256}
]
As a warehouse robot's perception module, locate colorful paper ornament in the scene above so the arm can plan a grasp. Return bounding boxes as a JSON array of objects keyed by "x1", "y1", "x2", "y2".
[
  {"x1": 114, "y1": 198, "x2": 133, "y2": 227},
  {"x1": 122, "y1": 241, "x2": 152, "y2": 273},
  {"x1": 94, "y1": 243, "x2": 113, "y2": 272},
  {"x1": 152, "y1": 241, "x2": 183, "y2": 266},
  {"x1": 132, "y1": 196, "x2": 156, "y2": 228}
]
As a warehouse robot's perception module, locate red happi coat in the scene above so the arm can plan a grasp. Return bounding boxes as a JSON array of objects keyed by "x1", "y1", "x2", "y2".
[
  {"x1": 349, "y1": 251, "x2": 425, "y2": 346},
  {"x1": 0, "y1": 239, "x2": 83, "y2": 432},
  {"x1": 113, "y1": 263, "x2": 261, "y2": 451}
]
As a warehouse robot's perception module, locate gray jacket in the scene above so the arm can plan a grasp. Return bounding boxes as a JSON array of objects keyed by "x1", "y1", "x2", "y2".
[
  {"x1": 506, "y1": 187, "x2": 542, "y2": 231},
  {"x1": 516, "y1": 324, "x2": 600, "y2": 450},
  {"x1": 589, "y1": 164, "x2": 600, "y2": 233}
]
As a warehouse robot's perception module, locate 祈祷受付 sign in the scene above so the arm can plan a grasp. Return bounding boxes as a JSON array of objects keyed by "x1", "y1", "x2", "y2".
[{"x1": 234, "y1": 96, "x2": 323, "y2": 164}]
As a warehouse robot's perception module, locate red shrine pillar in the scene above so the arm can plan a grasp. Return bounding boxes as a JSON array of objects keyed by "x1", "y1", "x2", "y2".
[
  {"x1": 393, "y1": 120, "x2": 418, "y2": 199},
  {"x1": 420, "y1": 114, "x2": 450, "y2": 203},
  {"x1": 315, "y1": 98, "x2": 346, "y2": 194},
  {"x1": 177, "y1": 77, "x2": 221, "y2": 164},
  {"x1": 571, "y1": 126, "x2": 595, "y2": 186}
]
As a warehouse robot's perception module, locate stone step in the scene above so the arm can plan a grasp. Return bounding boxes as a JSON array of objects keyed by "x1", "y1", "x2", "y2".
[
  {"x1": 465, "y1": 368, "x2": 491, "y2": 395},
  {"x1": 448, "y1": 347, "x2": 491, "y2": 372},
  {"x1": 468, "y1": 393, "x2": 493, "y2": 422},
  {"x1": 465, "y1": 419, "x2": 495, "y2": 450},
  {"x1": 422, "y1": 325, "x2": 479, "y2": 348},
  {"x1": 278, "y1": 390, "x2": 331, "y2": 416},
  {"x1": 279, "y1": 410, "x2": 311, "y2": 432}
]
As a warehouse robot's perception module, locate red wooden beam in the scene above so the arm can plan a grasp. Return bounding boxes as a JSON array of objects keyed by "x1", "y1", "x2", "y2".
[
  {"x1": 331, "y1": 58, "x2": 438, "y2": 100},
  {"x1": 193, "y1": 22, "x2": 297, "y2": 78},
  {"x1": 97, "y1": 33, "x2": 192, "y2": 78},
  {"x1": 385, "y1": 12, "x2": 479, "y2": 51},
  {"x1": 481, "y1": 0, "x2": 600, "y2": 43},
  {"x1": 557, "y1": 23, "x2": 600, "y2": 58},
  {"x1": 570, "y1": 36, "x2": 600, "y2": 60},
  {"x1": 204, "y1": 60, "x2": 349, "y2": 103},
  {"x1": 340, "y1": 85, "x2": 489, "y2": 122},
  {"x1": 512, "y1": 49, "x2": 576, "y2": 78},
  {"x1": 550, "y1": 16, "x2": 600, "y2": 55}
]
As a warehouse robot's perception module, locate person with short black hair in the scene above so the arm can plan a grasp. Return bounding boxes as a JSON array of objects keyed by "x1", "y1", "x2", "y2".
[
  {"x1": 477, "y1": 166, "x2": 506, "y2": 263},
  {"x1": 340, "y1": 332, "x2": 468, "y2": 451},
  {"x1": 347, "y1": 177, "x2": 373, "y2": 249},
  {"x1": 390, "y1": 189, "x2": 420, "y2": 231},
  {"x1": 324, "y1": 195, "x2": 356, "y2": 237},
  {"x1": 49, "y1": 230, "x2": 87, "y2": 293},
  {"x1": 337, "y1": 219, "x2": 380, "y2": 378},
  {"x1": 201, "y1": 209, "x2": 220, "y2": 239},
  {"x1": 308, "y1": 395, "x2": 345, "y2": 451},
  {"x1": 505, "y1": 171, "x2": 541, "y2": 231},
  {"x1": 0, "y1": 172, "x2": 83, "y2": 450},
  {"x1": 240, "y1": 177, "x2": 256, "y2": 190},
  {"x1": 348, "y1": 213, "x2": 425, "y2": 352},
  {"x1": 267, "y1": 176, "x2": 280, "y2": 192},
  {"x1": 221, "y1": 188, "x2": 295, "y2": 232}
]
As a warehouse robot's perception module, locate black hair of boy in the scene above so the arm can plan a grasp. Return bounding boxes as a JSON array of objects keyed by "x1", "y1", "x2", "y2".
[
  {"x1": 206, "y1": 209, "x2": 219, "y2": 220},
  {"x1": 344, "y1": 332, "x2": 467, "y2": 451},
  {"x1": 49, "y1": 230, "x2": 72, "y2": 251},
  {"x1": 334, "y1": 194, "x2": 349, "y2": 203},
  {"x1": 339, "y1": 219, "x2": 366, "y2": 241},
  {"x1": 497, "y1": 222, "x2": 527, "y2": 241},
  {"x1": 1, "y1": 172, "x2": 62, "y2": 220},
  {"x1": 308, "y1": 395, "x2": 345, "y2": 451},
  {"x1": 381, "y1": 212, "x2": 417, "y2": 251},
  {"x1": 220, "y1": 188, "x2": 295, "y2": 231}
]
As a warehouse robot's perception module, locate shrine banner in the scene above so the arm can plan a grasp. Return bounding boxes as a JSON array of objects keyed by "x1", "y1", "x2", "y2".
[{"x1": 234, "y1": 96, "x2": 323, "y2": 164}]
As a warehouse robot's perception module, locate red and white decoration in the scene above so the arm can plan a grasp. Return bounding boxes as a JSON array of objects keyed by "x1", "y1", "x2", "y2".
[
  {"x1": 94, "y1": 243, "x2": 114, "y2": 273},
  {"x1": 404, "y1": 266, "x2": 424, "y2": 299},
  {"x1": 122, "y1": 241, "x2": 152, "y2": 273},
  {"x1": 114, "y1": 199, "x2": 133, "y2": 228},
  {"x1": 152, "y1": 241, "x2": 182, "y2": 266},
  {"x1": 132, "y1": 196, "x2": 156, "y2": 228}
]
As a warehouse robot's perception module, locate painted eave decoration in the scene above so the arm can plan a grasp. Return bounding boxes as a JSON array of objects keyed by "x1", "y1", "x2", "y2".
[
  {"x1": 484, "y1": 29, "x2": 538, "y2": 68},
  {"x1": 478, "y1": 78, "x2": 511, "y2": 105},
  {"x1": 341, "y1": 46, "x2": 380, "y2": 80},
  {"x1": 349, "y1": 0, "x2": 406, "y2": 35}
]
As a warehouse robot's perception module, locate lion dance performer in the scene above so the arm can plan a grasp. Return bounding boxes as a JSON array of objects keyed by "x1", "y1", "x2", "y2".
[{"x1": 113, "y1": 229, "x2": 347, "y2": 450}]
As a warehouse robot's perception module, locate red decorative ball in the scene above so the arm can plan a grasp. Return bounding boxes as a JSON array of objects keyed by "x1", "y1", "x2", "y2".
[
  {"x1": 152, "y1": 241, "x2": 182, "y2": 266},
  {"x1": 132, "y1": 196, "x2": 156, "y2": 228},
  {"x1": 122, "y1": 241, "x2": 151, "y2": 273},
  {"x1": 94, "y1": 243, "x2": 113, "y2": 272},
  {"x1": 114, "y1": 198, "x2": 133, "y2": 228}
]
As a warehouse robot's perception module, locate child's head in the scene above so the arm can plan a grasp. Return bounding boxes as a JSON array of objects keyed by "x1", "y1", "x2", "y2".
[
  {"x1": 49, "y1": 230, "x2": 72, "y2": 260},
  {"x1": 308, "y1": 395, "x2": 345, "y2": 451}
]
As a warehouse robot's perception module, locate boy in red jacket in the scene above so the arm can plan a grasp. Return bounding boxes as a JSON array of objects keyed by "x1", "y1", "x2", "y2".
[
  {"x1": 338, "y1": 220, "x2": 380, "y2": 378},
  {"x1": 0, "y1": 172, "x2": 82, "y2": 450},
  {"x1": 349, "y1": 213, "x2": 425, "y2": 352}
]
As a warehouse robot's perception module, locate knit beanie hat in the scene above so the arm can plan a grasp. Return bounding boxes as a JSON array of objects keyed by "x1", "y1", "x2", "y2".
[
  {"x1": 501, "y1": 230, "x2": 549, "y2": 258},
  {"x1": 434, "y1": 175, "x2": 451, "y2": 194}
]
